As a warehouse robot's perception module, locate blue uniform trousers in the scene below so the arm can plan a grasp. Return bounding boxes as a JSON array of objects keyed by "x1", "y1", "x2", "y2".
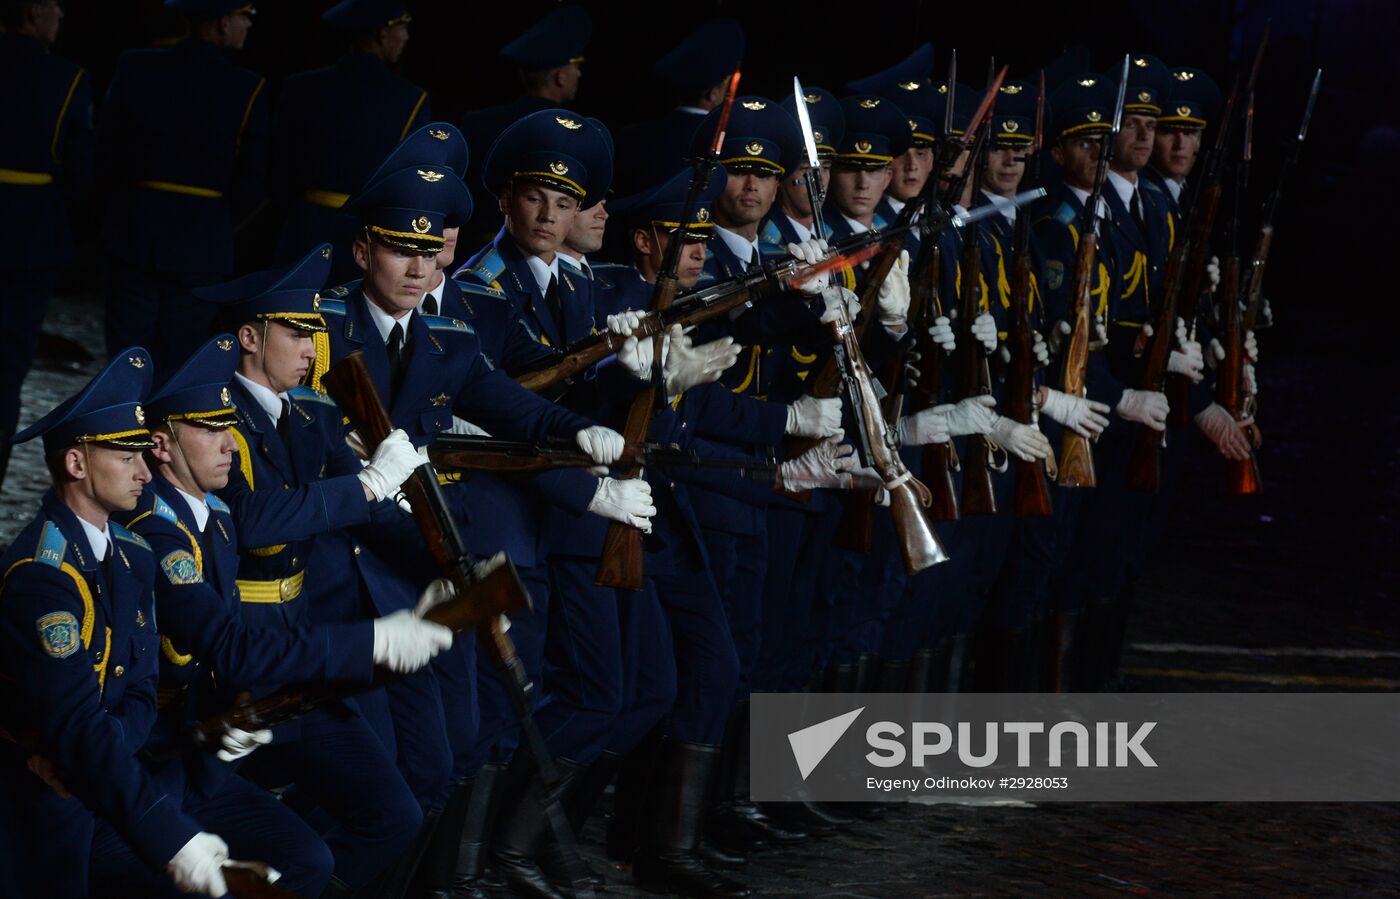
[
  {"x1": 354, "y1": 667, "x2": 454, "y2": 811},
  {"x1": 608, "y1": 580, "x2": 676, "y2": 754},
  {"x1": 241, "y1": 705, "x2": 423, "y2": 888},
  {"x1": 103, "y1": 261, "x2": 219, "y2": 373},
  {"x1": 88, "y1": 773, "x2": 335, "y2": 898},
  {"x1": 757, "y1": 504, "x2": 838, "y2": 692},
  {"x1": 466, "y1": 563, "x2": 551, "y2": 769},
  {"x1": 648, "y1": 568, "x2": 740, "y2": 745},
  {"x1": 700, "y1": 528, "x2": 766, "y2": 698},
  {"x1": 0, "y1": 268, "x2": 54, "y2": 433}
]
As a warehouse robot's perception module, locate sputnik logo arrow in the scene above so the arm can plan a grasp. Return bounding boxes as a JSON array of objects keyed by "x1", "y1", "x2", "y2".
[{"x1": 787, "y1": 707, "x2": 864, "y2": 780}]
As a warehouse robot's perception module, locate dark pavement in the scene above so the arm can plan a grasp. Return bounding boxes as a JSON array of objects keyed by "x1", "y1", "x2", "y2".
[{"x1": 4, "y1": 294, "x2": 1396, "y2": 895}]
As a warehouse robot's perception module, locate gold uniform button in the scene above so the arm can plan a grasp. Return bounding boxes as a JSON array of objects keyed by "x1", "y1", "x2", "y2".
[
  {"x1": 279, "y1": 579, "x2": 296, "y2": 601},
  {"x1": 353, "y1": 545, "x2": 362, "y2": 556},
  {"x1": 113, "y1": 665, "x2": 125, "y2": 678},
  {"x1": 291, "y1": 556, "x2": 299, "y2": 567}
]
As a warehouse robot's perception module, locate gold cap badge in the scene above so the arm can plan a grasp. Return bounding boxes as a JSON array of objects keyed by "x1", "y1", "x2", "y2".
[
  {"x1": 134, "y1": 405, "x2": 145, "y2": 425},
  {"x1": 696, "y1": 208, "x2": 710, "y2": 223},
  {"x1": 312, "y1": 293, "x2": 321, "y2": 311},
  {"x1": 897, "y1": 81, "x2": 921, "y2": 91},
  {"x1": 1134, "y1": 57, "x2": 1150, "y2": 67},
  {"x1": 550, "y1": 161, "x2": 569, "y2": 175},
  {"x1": 430, "y1": 128, "x2": 449, "y2": 139},
  {"x1": 1077, "y1": 78, "x2": 1096, "y2": 87},
  {"x1": 1087, "y1": 110, "x2": 1102, "y2": 122},
  {"x1": 412, "y1": 216, "x2": 431, "y2": 234},
  {"x1": 1174, "y1": 70, "x2": 1195, "y2": 81},
  {"x1": 321, "y1": 246, "x2": 331, "y2": 259},
  {"x1": 1004, "y1": 120, "x2": 1020, "y2": 132},
  {"x1": 1138, "y1": 91, "x2": 1152, "y2": 103},
  {"x1": 1176, "y1": 105, "x2": 1193, "y2": 117},
  {"x1": 220, "y1": 387, "x2": 232, "y2": 407},
  {"x1": 129, "y1": 355, "x2": 145, "y2": 369},
  {"x1": 854, "y1": 139, "x2": 873, "y2": 154},
  {"x1": 804, "y1": 92, "x2": 820, "y2": 103},
  {"x1": 556, "y1": 117, "x2": 582, "y2": 130},
  {"x1": 858, "y1": 98, "x2": 880, "y2": 109},
  {"x1": 217, "y1": 338, "x2": 233, "y2": 351},
  {"x1": 745, "y1": 142, "x2": 764, "y2": 155},
  {"x1": 418, "y1": 169, "x2": 444, "y2": 182},
  {"x1": 1001, "y1": 84, "x2": 1024, "y2": 95},
  {"x1": 812, "y1": 130, "x2": 824, "y2": 144},
  {"x1": 741, "y1": 100, "x2": 766, "y2": 111}
]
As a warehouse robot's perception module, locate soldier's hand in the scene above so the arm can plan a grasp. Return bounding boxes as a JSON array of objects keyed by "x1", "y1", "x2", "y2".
[
  {"x1": 374, "y1": 608, "x2": 454, "y2": 673},
  {"x1": 215, "y1": 725, "x2": 272, "y2": 762},
  {"x1": 785, "y1": 395, "x2": 843, "y2": 438},
  {"x1": 945, "y1": 395, "x2": 998, "y2": 436},
  {"x1": 788, "y1": 239, "x2": 830, "y2": 294},
  {"x1": 25, "y1": 754, "x2": 70, "y2": 799},
  {"x1": 896, "y1": 406, "x2": 951, "y2": 447},
  {"x1": 1116, "y1": 389, "x2": 1169, "y2": 431},
  {"x1": 877, "y1": 249, "x2": 911, "y2": 328},
  {"x1": 929, "y1": 315, "x2": 956, "y2": 354},
  {"x1": 1206, "y1": 255, "x2": 1221, "y2": 291},
  {"x1": 1041, "y1": 388, "x2": 1111, "y2": 438},
  {"x1": 414, "y1": 577, "x2": 456, "y2": 616},
  {"x1": 818, "y1": 286, "x2": 860, "y2": 324},
  {"x1": 1046, "y1": 320, "x2": 1072, "y2": 356},
  {"x1": 971, "y1": 312, "x2": 998, "y2": 354},
  {"x1": 1167, "y1": 318, "x2": 1205, "y2": 383},
  {"x1": 616, "y1": 333, "x2": 658, "y2": 381},
  {"x1": 778, "y1": 436, "x2": 860, "y2": 491},
  {"x1": 606, "y1": 310, "x2": 646, "y2": 336},
  {"x1": 663, "y1": 326, "x2": 740, "y2": 394},
  {"x1": 990, "y1": 415, "x2": 1051, "y2": 462},
  {"x1": 588, "y1": 477, "x2": 656, "y2": 532},
  {"x1": 1194, "y1": 403, "x2": 1253, "y2": 461},
  {"x1": 1245, "y1": 328, "x2": 1259, "y2": 364},
  {"x1": 357, "y1": 429, "x2": 419, "y2": 502},
  {"x1": 168, "y1": 832, "x2": 229, "y2": 897},
  {"x1": 1032, "y1": 330, "x2": 1050, "y2": 367},
  {"x1": 576, "y1": 426, "x2": 626, "y2": 466}
]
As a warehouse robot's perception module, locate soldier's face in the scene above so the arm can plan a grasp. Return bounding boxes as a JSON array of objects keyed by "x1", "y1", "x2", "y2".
[
  {"x1": 829, "y1": 165, "x2": 892, "y2": 220},
  {"x1": 1153, "y1": 127, "x2": 1201, "y2": 181},
  {"x1": 238, "y1": 321, "x2": 317, "y2": 394},
  {"x1": 889, "y1": 147, "x2": 933, "y2": 202},
  {"x1": 379, "y1": 22, "x2": 409, "y2": 64},
  {"x1": 716, "y1": 171, "x2": 778, "y2": 228},
  {"x1": 220, "y1": 10, "x2": 253, "y2": 49},
  {"x1": 1115, "y1": 113, "x2": 1156, "y2": 171},
  {"x1": 67, "y1": 444, "x2": 151, "y2": 513},
  {"x1": 29, "y1": 0, "x2": 63, "y2": 45},
  {"x1": 357, "y1": 238, "x2": 435, "y2": 313},
  {"x1": 436, "y1": 226, "x2": 459, "y2": 270},
  {"x1": 1052, "y1": 136, "x2": 1103, "y2": 191},
  {"x1": 566, "y1": 200, "x2": 608, "y2": 256},
  {"x1": 634, "y1": 229, "x2": 707, "y2": 288},
  {"x1": 983, "y1": 146, "x2": 1025, "y2": 196},
  {"x1": 778, "y1": 163, "x2": 829, "y2": 217},
  {"x1": 503, "y1": 183, "x2": 581, "y2": 257},
  {"x1": 153, "y1": 423, "x2": 236, "y2": 493},
  {"x1": 557, "y1": 63, "x2": 582, "y2": 102}
]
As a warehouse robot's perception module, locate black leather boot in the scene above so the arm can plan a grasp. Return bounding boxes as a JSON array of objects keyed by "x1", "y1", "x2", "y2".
[
  {"x1": 854, "y1": 652, "x2": 879, "y2": 693},
  {"x1": 946, "y1": 633, "x2": 973, "y2": 693},
  {"x1": 453, "y1": 764, "x2": 505, "y2": 899},
  {"x1": 491, "y1": 758, "x2": 583, "y2": 899},
  {"x1": 925, "y1": 639, "x2": 954, "y2": 693},
  {"x1": 819, "y1": 662, "x2": 853, "y2": 693},
  {"x1": 409, "y1": 777, "x2": 473, "y2": 899},
  {"x1": 1049, "y1": 609, "x2": 1082, "y2": 692},
  {"x1": 906, "y1": 649, "x2": 934, "y2": 693},
  {"x1": 877, "y1": 658, "x2": 909, "y2": 693},
  {"x1": 565, "y1": 751, "x2": 622, "y2": 835},
  {"x1": 361, "y1": 807, "x2": 440, "y2": 899},
  {"x1": 606, "y1": 728, "x2": 662, "y2": 863},
  {"x1": 707, "y1": 702, "x2": 806, "y2": 853},
  {"x1": 632, "y1": 741, "x2": 750, "y2": 898}
]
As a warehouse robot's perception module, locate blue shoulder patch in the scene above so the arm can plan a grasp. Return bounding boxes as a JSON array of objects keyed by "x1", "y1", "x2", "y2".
[
  {"x1": 872, "y1": 212, "x2": 889, "y2": 230},
  {"x1": 111, "y1": 523, "x2": 150, "y2": 552},
  {"x1": 422, "y1": 314, "x2": 474, "y2": 335},
  {"x1": 467, "y1": 249, "x2": 506, "y2": 286},
  {"x1": 1053, "y1": 202, "x2": 1077, "y2": 226},
  {"x1": 151, "y1": 495, "x2": 181, "y2": 525},
  {"x1": 33, "y1": 521, "x2": 67, "y2": 568},
  {"x1": 454, "y1": 278, "x2": 508, "y2": 301},
  {"x1": 287, "y1": 385, "x2": 337, "y2": 405},
  {"x1": 322, "y1": 279, "x2": 360, "y2": 300},
  {"x1": 318, "y1": 297, "x2": 347, "y2": 317},
  {"x1": 205, "y1": 493, "x2": 230, "y2": 514}
]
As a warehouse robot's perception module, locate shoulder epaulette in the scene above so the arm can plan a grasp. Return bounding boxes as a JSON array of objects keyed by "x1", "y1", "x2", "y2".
[
  {"x1": 319, "y1": 297, "x2": 347, "y2": 317},
  {"x1": 758, "y1": 242, "x2": 788, "y2": 259},
  {"x1": 421, "y1": 314, "x2": 474, "y2": 335},
  {"x1": 758, "y1": 219, "x2": 786, "y2": 250},
  {"x1": 205, "y1": 493, "x2": 230, "y2": 514},
  {"x1": 454, "y1": 277, "x2": 508, "y2": 301},
  {"x1": 287, "y1": 384, "x2": 337, "y2": 405},
  {"x1": 1053, "y1": 202, "x2": 1077, "y2": 226},
  {"x1": 466, "y1": 249, "x2": 506, "y2": 287},
  {"x1": 151, "y1": 495, "x2": 181, "y2": 526},
  {"x1": 872, "y1": 212, "x2": 889, "y2": 231},
  {"x1": 111, "y1": 523, "x2": 150, "y2": 552},
  {"x1": 323, "y1": 279, "x2": 359, "y2": 299},
  {"x1": 33, "y1": 521, "x2": 67, "y2": 569}
]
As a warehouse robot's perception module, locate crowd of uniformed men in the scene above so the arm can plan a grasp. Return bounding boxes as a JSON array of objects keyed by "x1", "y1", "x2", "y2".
[{"x1": 0, "y1": 0, "x2": 1268, "y2": 896}]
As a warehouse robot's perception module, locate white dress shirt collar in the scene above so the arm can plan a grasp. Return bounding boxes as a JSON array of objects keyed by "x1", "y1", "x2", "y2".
[
  {"x1": 76, "y1": 516, "x2": 110, "y2": 564},
  {"x1": 174, "y1": 485, "x2": 210, "y2": 533},
  {"x1": 1164, "y1": 177, "x2": 1185, "y2": 204},
  {"x1": 366, "y1": 298, "x2": 412, "y2": 345},
  {"x1": 840, "y1": 213, "x2": 871, "y2": 235},
  {"x1": 419, "y1": 277, "x2": 446, "y2": 315},
  {"x1": 232, "y1": 372, "x2": 287, "y2": 426},
  {"x1": 1106, "y1": 169, "x2": 1139, "y2": 210},
  {"x1": 523, "y1": 253, "x2": 560, "y2": 296},
  {"x1": 784, "y1": 215, "x2": 814, "y2": 243},
  {"x1": 715, "y1": 225, "x2": 759, "y2": 267}
]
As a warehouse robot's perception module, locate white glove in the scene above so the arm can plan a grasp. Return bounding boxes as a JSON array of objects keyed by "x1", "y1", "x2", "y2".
[
  {"x1": 819, "y1": 286, "x2": 860, "y2": 324},
  {"x1": 663, "y1": 326, "x2": 738, "y2": 394},
  {"x1": 357, "y1": 429, "x2": 420, "y2": 502},
  {"x1": 617, "y1": 333, "x2": 661, "y2": 382},
  {"x1": 1116, "y1": 389, "x2": 1169, "y2": 431},
  {"x1": 1207, "y1": 337, "x2": 1226, "y2": 368},
  {"x1": 576, "y1": 426, "x2": 625, "y2": 466},
  {"x1": 415, "y1": 577, "x2": 456, "y2": 616},
  {"x1": 1244, "y1": 363, "x2": 1257, "y2": 396},
  {"x1": 448, "y1": 416, "x2": 491, "y2": 436},
  {"x1": 1166, "y1": 316, "x2": 1204, "y2": 383},
  {"x1": 877, "y1": 249, "x2": 911, "y2": 327},
  {"x1": 1046, "y1": 320, "x2": 1072, "y2": 356},
  {"x1": 1194, "y1": 403, "x2": 1252, "y2": 461},
  {"x1": 989, "y1": 415, "x2": 1051, "y2": 461},
  {"x1": 971, "y1": 312, "x2": 998, "y2": 353},
  {"x1": 588, "y1": 476, "x2": 655, "y2": 532},
  {"x1": 785, "y1": 395, "x2": 843, "y2": 438},
  {"x1": 944, "y1": 395, "x2": 998, "y2": 436},
  {"x1": 787, "y1": 239, "x2": 830, "y2": 295},
  {"x1": 1244, "y1": 329, "x2": 1258, "y2": 363},
  {"x1": 216, "y1": 725, "x2": 272, "y2": 763},
  {"x1": 606, "y1": 310, "x2": 645, "y2": 336},
  {"x1": 1030, "y1": 331, "x2": 1049, "y2": 368},
  {"x1": 1041, "y1": 388, "x2": 1111, "y2": 438},
  {"x1": 895, "y1": 407, "x2": 950, "y2": 446},
  {"x1": 373, "y1": 608, "x2": 454, "y2": 673},
  {"x1": 168, "y1": 832, "x2": 229, "y2": 897},
  {"x1": 928, "y1": 315, "x2": 956, "y2": 354},
  {"x1": 1206, "y1": 255, "x2": 1221, "y2": 291},
  {"x1": 778, "y1": 437, "x2": 860, "y2": 490}
]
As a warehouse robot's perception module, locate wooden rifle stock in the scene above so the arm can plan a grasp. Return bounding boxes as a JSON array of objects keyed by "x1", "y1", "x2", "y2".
[
  {"x1": 596, "y1": 274, "x2": 680, "y2": 589},
  {"x1": 911, "y1": 241, "x2": 960, "y2": 520},
  {"x1": 953, "y1": 226, "x2": 998, "y2": 516},
  {"x1": 1056, "y1": 227, "x2": 1098, "y2": 488},
  {"x1": 1007, "y1": 226, "x2": 1053, "y2": 517},
  {"x1": 224, "y1": 863, "x2": 297, "y2": 899},
  {"x1": 1215, "y1": 256, "x2": 1261, "y2": 496}
]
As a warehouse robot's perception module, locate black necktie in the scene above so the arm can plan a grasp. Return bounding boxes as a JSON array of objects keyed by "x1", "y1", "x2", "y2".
[
  {"x1": 387, "y1": 322, "x2": 406, "y2": 394},
  {"x1": 1129, "y1": 189, "x2": 1145, "y2": 231},
  {"x1": 200, "y1": 518, "x2": 218, "y2": 584},
  {"x1": 745, "y1": 253, "x2": 760, "y2": 273},
  {"x1": 276, "y1": 397, "x2": 291, "y2": 444},
  {"x1": 544, "y1": 275, "x2": 566, "y2": 339},
  {"x1": 422, "y1": 293, "x2": 438, "y2": 316}
]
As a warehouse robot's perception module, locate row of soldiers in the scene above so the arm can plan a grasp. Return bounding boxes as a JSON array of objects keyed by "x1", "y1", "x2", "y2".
[{"x1": 0, "y1": 1, "x2": 1277, "y2": 898}]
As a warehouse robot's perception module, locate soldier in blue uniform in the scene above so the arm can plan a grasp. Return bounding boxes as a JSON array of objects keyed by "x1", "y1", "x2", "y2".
[
  {"x1": 273, "y1": 0, "x2": 430, "y2": 283},
  {"x1": 99, "y1": 0, "x2": 269, "y2": 373},
  {"x1": 612, "y1": 17, "x2": 745, "y2": 196},
  {"x1": 1144, "y1": 67, "x2": 1221, "y2": 215},
  {"x1": 0, "y1": 348, "x2": 320, "y2": 898},
  {"x1": 0, "y1": 0, "x2": 93, "y2": 488},
  {"x1": 766, "y1": 85, "x2": 844, "y2": 246},
  {"x1": 459, "y1": 5, "x2": 591, "y2": 247}
]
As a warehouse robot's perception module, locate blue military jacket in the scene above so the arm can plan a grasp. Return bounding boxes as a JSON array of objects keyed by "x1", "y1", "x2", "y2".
[
  {"x1": 0, "y1": 33, "x2": 93, "y2": 270},
  {"x1": 273, "y1": 51, "x2": 431, "y2": 278},
  {"x1": 459, "y1": 231, "x2": 600, "y2": 351},
  {"x1": 121, "y1": 473, "x2": 375, "y2": 786},
  {"x1": 98, "y1": 38, "x2": 268, "y2": 274},
  {"x1": 0, "y1": 492, "x2": 199, "y2": 890}
]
